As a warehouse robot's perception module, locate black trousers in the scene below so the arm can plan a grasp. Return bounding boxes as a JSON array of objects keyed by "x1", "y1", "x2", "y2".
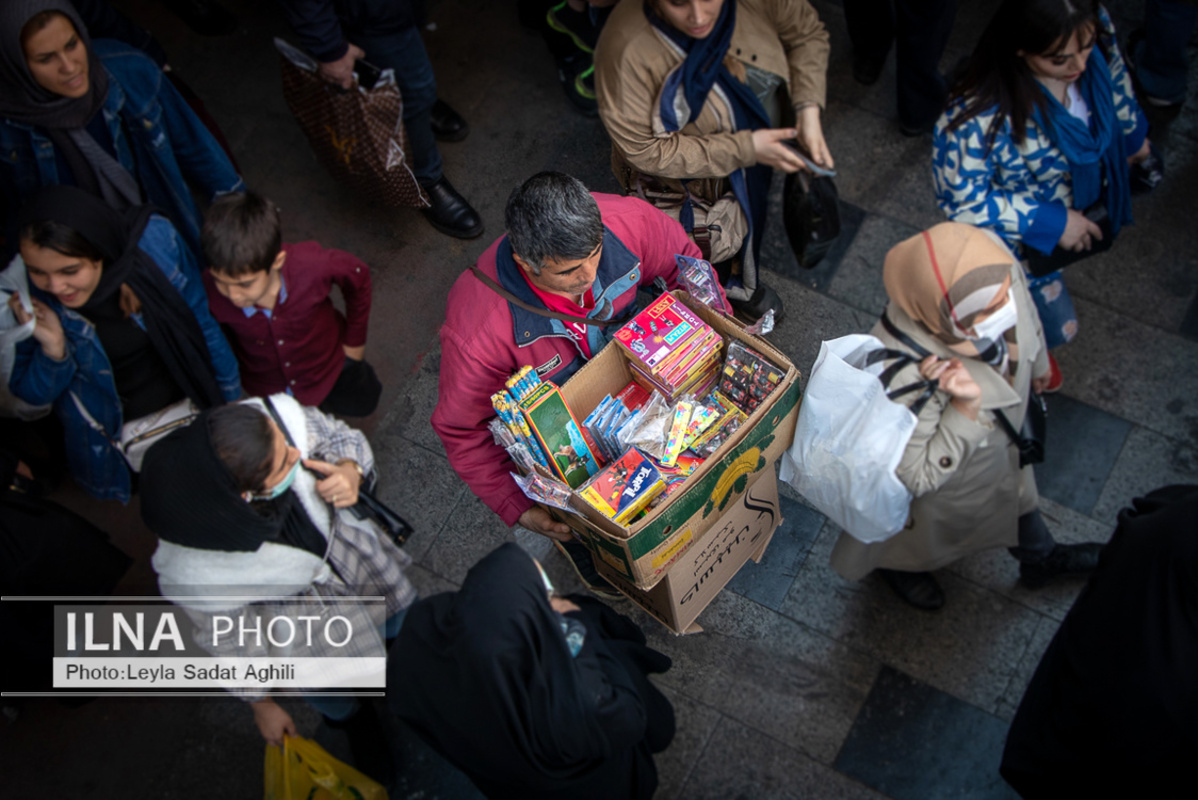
[{"x1": 843, "y1": 0, "x2": 957, "y2": 129}]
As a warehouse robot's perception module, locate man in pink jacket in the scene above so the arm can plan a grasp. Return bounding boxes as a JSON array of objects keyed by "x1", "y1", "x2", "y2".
[{"x1": 432, "y1": 172, "x2": 701, "y2": 590}]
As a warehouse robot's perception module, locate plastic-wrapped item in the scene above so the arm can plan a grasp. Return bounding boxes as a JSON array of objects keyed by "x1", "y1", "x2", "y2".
[
  {"x1": 660, "y1": 400, "x2": 694, "y2": 468},
  {"x1": 690, "y1": 413, "x2": 744, "y2": 458},
  {"x1": 675, "y1": 254, "x2": 731, "y2": 314},
  {"x1": 743, "y1": 308, "x2": 775, "y2": 336},
  {"x1": 512, "y1": 471, "x2": 576, "y2": 513},
  {"x1": 617, "y1": 391, "x2": 673, "y2": 460},
  {"x1": 718, "y1": 339, "x2": 785, "y2": 415}
]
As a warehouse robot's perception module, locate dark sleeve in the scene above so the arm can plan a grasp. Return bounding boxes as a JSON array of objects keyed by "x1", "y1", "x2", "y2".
[
  {"x1": 275, "y1": 0, "x2": 351, "y2": 62},
  {"x1": 70, "y1": 0, "x2": 169, "y2": 66},
  {"x1": 568, "y1": 614, "x2": 650, "y2": 748}
]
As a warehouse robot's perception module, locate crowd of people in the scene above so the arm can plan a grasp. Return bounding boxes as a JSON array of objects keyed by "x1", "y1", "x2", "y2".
[{"x1": 2, "y1": 0, "x2": 1194, "y2": 797}]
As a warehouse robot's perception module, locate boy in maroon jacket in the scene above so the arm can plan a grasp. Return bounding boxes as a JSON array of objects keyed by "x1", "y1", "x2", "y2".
[{"x1": 201, "y1": 192, "x2": 381, "y2": 416}]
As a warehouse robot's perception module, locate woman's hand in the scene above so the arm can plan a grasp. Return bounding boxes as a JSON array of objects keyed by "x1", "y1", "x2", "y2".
[
  {"x1": 752, "y1": 128, "x2": 806, "y2": 172},
  {"x1": 549, "y1": 595, "x2": 581, "y2": 614},
  {"x1": 1058, "y1": 208, "x2": 1104, "y2": 253},
  {"x1": 919, "y1": 355, "x2": 982, "y2": 420},
  {"x1": 251, "y1": 698, "x2": 296, "y2": 747},
  {"x1": 8, "y1": 295, "x2": 66, "y2": 361},
  {"x1": 304, "y1": 458, "x2": 362, "y2": 508},
  {"x1": 795, "y1": 104, "x2": 834, "y2": 170},
  {"x1": 1128, "y1": 137, "x2": 1152, "y2": 165}
]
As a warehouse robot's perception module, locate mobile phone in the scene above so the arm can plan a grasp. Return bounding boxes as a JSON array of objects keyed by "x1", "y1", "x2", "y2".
[
  {"x1": 354, "y1": 59, "x2": 383, "y2": 90},
  {"x1": 782, "y1": 140, "x2": 837, "y2": 177}
]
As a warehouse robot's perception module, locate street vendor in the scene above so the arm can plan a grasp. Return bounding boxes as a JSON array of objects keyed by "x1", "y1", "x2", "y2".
[{"x1": 432, "y1": 171, "x2": 705, "y2": 593}]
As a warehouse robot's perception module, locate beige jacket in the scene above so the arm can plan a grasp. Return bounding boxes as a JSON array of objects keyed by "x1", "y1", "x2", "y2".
[
  {"x1": 594, "y1": 0, "x2": 828, "y2": 203},
  {"x1": 829, "y1": 261, "x2": 1051, "y2": 580}
]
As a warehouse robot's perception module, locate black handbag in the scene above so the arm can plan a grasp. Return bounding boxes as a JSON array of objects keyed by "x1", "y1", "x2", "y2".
[
  {"x1": 995, "y1": 393, "x2": 1047, "y2": 468},
  {"x1": 782, "y1": 168, "x2": 841, "y2": 269},
  {"x1": 263, "y1": 397, "x2": 413, "y2": 547},
  {"x1": 1024, "y1": 203, "x2": 1113, "y2": 277}
]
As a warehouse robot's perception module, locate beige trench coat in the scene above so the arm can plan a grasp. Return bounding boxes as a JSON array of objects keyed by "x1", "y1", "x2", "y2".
[
  {"x1": 829, "y1": 261, "x2": 1051, "y2": 580},
  {"x1": 594, "y1": 0, "x2": 828, "y2": 205}
]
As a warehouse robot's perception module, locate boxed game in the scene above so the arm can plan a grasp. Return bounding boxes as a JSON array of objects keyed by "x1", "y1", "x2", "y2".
[
  {"x1": 614, "y1": 293, "x2": 711, "y2": 376},
  {"x1": 519, "y1": 384, "x2": 604, "y2": 488},
  {"x1": 578, "y1": 448, "x2": 666, "y2": 525}
]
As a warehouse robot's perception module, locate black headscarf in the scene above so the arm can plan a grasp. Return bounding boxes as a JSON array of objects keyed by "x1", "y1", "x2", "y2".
[
  {"x1": 140, "y1": 407, "x2": 323, "y2": 554},
  {"x1": 1001, "y1": 485, "x2": 1198, "y2": 798},
  {"x1": 389, "y1": 543, "x2": 674, "y2": 800},
  {"x1": 0, "y1": 0, "x2": 140, "y2": 208},
  {"x1": 20, "y1": 185, "x2": 225, "y2": 409}
]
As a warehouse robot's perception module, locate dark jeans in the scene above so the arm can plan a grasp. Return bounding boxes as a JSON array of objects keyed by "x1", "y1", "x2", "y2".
[
  {"x1": 1134, "y1": 0, "x2": 1197, "y2": 105},
  {"x1": 843, "y1": 0, "x2": 957, "y2": 128},
  {"x1": 354, "y1": 25, "x2": 442, "y2": 185},
  {"x1": 1008, "y1": 508, "x2": 1056, "y2": 564}
]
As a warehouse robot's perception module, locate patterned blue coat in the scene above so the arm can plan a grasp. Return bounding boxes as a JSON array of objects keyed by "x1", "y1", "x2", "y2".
[{"x1": 931, "y1": 9, "x2": 1148, "y2": 258}]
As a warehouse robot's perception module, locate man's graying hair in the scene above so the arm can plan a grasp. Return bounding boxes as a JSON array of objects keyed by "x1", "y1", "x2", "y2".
[{"x1": 505, "y1": 172, "x2": 604, "y2": 274}]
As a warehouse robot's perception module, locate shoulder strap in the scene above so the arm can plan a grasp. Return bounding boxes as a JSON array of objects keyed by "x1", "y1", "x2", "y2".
[
  {"x1": 470, "y1": 267, "x2": 619, "y2": 327},
  {"x1": 880, "y1": 312, "x2": 932, "y2": 358}
]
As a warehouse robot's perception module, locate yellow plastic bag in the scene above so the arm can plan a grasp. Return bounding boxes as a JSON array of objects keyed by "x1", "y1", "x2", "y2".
[{"x1": 264, "y1": 736, "x2": 388, "y2": 800}]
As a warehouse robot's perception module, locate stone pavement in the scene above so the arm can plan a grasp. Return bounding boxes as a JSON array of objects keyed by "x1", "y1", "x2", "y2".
[{"x1": 2, "y1": 1, "x2": 1195, "y2": 797}]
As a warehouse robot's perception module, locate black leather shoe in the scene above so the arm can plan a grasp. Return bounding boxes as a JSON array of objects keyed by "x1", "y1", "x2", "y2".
[
  {"x1": 420, "y1": 177, "x2": 484, "y2": 239},
  {"x1": 878, "y1": 568, "x2": 945, "y2": 611},
  {"x1": 430, "y1": 99, "x2": 469, "y2": 143},
  {"x1": 731, "y1": 282, "x2": 786, "y2": 325},
  {"x1": 1018, "y1": 542, "x2": 1104, "y2": 589}
]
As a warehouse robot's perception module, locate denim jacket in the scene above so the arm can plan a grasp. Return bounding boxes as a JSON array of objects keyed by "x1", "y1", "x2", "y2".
[
  {"x1": 931, "y1": 8, "x2": 1146, "y2": 257},
  {"x1": 8, "y1": 215, "x2": 241, "y2": 502},
  {"x1": 0, "y1": 39, "x2": 244, "y2": 259}
]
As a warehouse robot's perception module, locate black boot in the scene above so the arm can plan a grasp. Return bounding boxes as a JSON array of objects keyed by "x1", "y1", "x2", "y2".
[
  {"x1": 430, "y1": 100, "x2": 469, "y2": 143},
  {"x1": 1018, "y1": 542, "x2": 1103, "y2": 589},
  {"x1": 420, "y1": 177, "x2": 484, "y2": 239},
  {"x1": 878, "y1": 568, "x2": 945, "y2": 611}
]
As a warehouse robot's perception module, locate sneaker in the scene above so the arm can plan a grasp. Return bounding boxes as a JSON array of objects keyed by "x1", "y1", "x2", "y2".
[
  {"x1": 547, "y1": 1, "x2": 600, "y2": 53},
  {"x1": 878, "y1": 568, "x2": 945, "y2": 611},
  {"x1": 557, "y1": 53, "x2": 598, "y2": 117},
  {"x1": 554, "y1": 539, "x2": 623, "y2": 600},
  {"x1": 1018, "y1": 542, "x2": 1104, "y2": 589},
  {"x1": 1043, "y1": 353, "x2": 1063, "y2": 393}
]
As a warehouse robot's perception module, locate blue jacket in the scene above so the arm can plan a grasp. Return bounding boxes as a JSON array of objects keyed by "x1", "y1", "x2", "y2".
[
  {"x1": 931, "y1": 8, "x2": 1146, "y2": 256},
  {"x1": 8, "y1": 215, "x2": 241, "y2": 502},
  {"x1": 0, "y1": 39, "x2": 243, "y2": 259}
]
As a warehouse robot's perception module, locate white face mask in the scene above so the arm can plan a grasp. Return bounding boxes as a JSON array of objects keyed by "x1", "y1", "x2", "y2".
[{"x1": 971, "y1": 288, "x2": 1017, "y2": 343}]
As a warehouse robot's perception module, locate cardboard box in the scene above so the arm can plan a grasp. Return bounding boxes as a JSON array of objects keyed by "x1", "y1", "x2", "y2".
[
  {"x1": 591, "y1": 471, "x2": 782, "y2": 634},
  {"x1": 555, "y1": 293, "x2": 801, "y2": 590}
]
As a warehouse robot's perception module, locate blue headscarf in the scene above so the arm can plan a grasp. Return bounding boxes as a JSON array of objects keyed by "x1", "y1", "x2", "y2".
[
  {"x1": 1032, "y1": 46, "x2": 1132, "y2": 236},
  {"x1": 646, "y1": 1, "x2": 772, "y2": 272}
]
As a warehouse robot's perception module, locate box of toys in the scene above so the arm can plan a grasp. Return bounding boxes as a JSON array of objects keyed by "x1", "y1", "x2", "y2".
[{"x1": 552, "y1": 291, "x2": 801, "y2": 595}]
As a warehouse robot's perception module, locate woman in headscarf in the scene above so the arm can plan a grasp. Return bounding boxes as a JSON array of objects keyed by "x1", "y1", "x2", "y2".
[
  {"x1": 389, "y1": 542, "x2": 675, "y2": 800},
  {"x1": 0, "y1": 0, "x2": 243, "y2": 258},
  {"x1": 829, "y1": 222, "x2": 1102, "y2": 610},
  {"x1": 7, "y1": 185, "x2": 240, "y2": 502},
  {"x1": 593, "y1": 0, "x2": 832, "y2": 322},
  {"x1": 1000, "y1": 484, "x2": 1198, "y2": 798},
  {"x1": 141, "y1": 398, "x2": 415, "y2": 777},
  {"x1": 932, "y1": 0, "x2": 1155, "y2": 391}
]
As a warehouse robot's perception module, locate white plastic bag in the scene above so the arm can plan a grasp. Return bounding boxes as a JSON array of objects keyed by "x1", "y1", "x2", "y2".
[
  {"x1": 1, "y1": 255, "x2": 51, "y2": 420},
  {"x1": 779, "y1": 334, "x2": 925, "y2": 543}
]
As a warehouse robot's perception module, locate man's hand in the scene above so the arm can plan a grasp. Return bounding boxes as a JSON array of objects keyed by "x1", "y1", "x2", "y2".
[
  {"x1": 342, "y1": 344, "x2": 365, "y2": 361},
  {"x1": 317, "y1": 43, "x2": 366, "y2": 89},
  {"x1": 1031, "y1": 373, "x2": 1051, "y2": 394},
  {"x1": 9, "y1": 295, "x2": 66, "y2": 361},
  {"x1": 518, "y1": 506, "x2": 573, "y2": 541},
  {"x1": 304, "y1": 458, "x2": 362, "y2": 508},
  {"x1": 252, "y1": 698, "x2": 296, "y2": 747}
]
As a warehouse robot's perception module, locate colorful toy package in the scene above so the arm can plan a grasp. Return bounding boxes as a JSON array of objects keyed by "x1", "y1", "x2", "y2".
[
  {"x1": 614, "y1": 293, "x2": 709, "y2": 375},
  {"x1": 717, "y1": 339, "x2": 785, "y2": 415},
  {"x1": 520, "y1": 384, "x2": 604, "y2": 488},
  {"x1": 578, "y1": 448, "x2": 665, "y2": 525},
  {"x1": 676, "y1": 254, "x2": 731, "y2": 314}
]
